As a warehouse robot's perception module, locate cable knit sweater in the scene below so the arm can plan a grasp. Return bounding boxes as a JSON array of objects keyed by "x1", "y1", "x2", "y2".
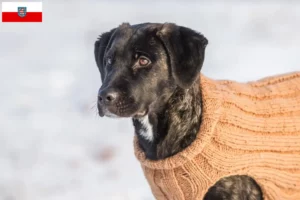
[{"x1": 134, "y1": 72, "x2": 300, "y2": 200}]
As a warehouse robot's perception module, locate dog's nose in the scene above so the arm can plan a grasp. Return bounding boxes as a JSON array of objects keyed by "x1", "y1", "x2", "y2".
[{"x1": 98, "y1": 89, "x2": 119, "y2": 104}]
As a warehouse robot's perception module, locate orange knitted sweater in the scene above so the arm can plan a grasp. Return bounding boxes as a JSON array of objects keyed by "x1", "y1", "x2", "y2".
[{"x1": 134, "y1": 72, "x2": 300, "y2": 200}]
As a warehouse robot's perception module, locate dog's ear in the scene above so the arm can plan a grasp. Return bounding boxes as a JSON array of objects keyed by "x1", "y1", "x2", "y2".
[
  {"x1": 94, "y1": 28, "x2": 116, "y2": 81},
  {"x1": 157, "y1": 23, "x2": 208, "y2": 89}
]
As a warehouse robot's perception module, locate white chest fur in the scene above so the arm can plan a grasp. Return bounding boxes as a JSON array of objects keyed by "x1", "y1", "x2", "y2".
[{"x1": 137, "y1": 115, "x2": 154, "y2": 142}]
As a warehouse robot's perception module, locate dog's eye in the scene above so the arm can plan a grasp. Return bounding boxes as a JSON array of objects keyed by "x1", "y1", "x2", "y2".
[
  {"x1": 107, "y1": 58, "x2": 112, "y2": 65},
  {"x1": 106, "y1": 55, "x2": 113, "y2": 65},
  {"x1": 138, "y1": 56, "x2": 150, "y2": 66}
]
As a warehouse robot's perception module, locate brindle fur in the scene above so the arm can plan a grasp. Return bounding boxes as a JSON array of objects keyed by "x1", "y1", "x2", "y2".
[
  {"x1": 133, "y1": 80, "x2": 201, "y2": 160},
  {"x1": 94, "y1": 22, "x2": 263, "y2": 200},
  {"x1": 204, "y1": 175, "x2": 263, "y2": 200}
]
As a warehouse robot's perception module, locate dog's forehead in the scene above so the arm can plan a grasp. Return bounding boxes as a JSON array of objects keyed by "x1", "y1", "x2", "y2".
[
  {"x1": 128, "y1": 26, "x2": 164, "y2": 52},
  {"x1": 110, "y1": 24, "x2": 160, "y2": 53},
  {"x1": 132, "y1": 24, "x2": 159, "y2": 40},
  {"x1": 110, "y1": 23, "x2": 134, "y2": 50}
]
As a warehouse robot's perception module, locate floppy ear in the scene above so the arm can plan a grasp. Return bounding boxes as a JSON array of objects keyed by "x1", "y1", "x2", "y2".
[
  {"x1": 157, "y1": 23, "x2": 208, "y2": 89},
  {"x1": 94, "y1": 28, "x2": 116, "y2": 81}
]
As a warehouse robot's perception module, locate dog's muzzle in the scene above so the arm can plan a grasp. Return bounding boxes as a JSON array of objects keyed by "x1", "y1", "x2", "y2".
[{"x1": 97, "y1": 88, "x2": 120, "y2": 117}]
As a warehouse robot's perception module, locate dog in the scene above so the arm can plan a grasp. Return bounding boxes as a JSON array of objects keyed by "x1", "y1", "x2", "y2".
[{"x1": 94, "y1": 23, "x2": 300, "y2": 200}]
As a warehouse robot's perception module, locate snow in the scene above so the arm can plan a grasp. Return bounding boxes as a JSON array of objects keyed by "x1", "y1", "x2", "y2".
[{"x1": 0, "y1": 1, "x2": 299, "y2": 199}]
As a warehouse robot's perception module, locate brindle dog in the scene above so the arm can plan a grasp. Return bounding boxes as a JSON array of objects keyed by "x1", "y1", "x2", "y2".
[{"x1": 95, "y1": 23, "x2": 263, "y2": 200}]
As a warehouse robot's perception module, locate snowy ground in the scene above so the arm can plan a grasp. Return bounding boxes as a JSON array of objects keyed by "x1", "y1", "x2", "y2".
[{"x1": 0, "y1": 0, "x2": 299, "y2": 199}]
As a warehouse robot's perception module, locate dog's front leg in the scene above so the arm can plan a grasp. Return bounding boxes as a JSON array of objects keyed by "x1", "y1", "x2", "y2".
[{"x1": 203, "y1": 175, "x2": 263, "y2": 200}]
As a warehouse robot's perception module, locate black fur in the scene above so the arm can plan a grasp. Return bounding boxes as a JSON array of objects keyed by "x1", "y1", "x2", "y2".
[
  {"x1": 157, "y1": 23, "x2": 208, "y2": 89},
  {"x1": 94, "y1": 22, "x2": 263, "y2": 200}
]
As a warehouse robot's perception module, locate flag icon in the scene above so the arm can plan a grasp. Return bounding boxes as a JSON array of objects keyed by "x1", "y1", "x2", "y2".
[{"x1": 2, "y1": 2, "x2": 42, "y2": 22}]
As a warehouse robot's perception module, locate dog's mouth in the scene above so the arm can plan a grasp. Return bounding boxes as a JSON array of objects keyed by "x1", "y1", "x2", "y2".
[
  {"x1": 100, "y1": 109, "x2": 147, "y2": 118},
  {"x1": 98, "y1": 102, "x2": 147, "y2": 118},
  {"x1": 133, "y1": 109, "x2": 148, "y2": 118},
  {"x1": 99, "y1": 108, "x2": 120, "y2": 118}
]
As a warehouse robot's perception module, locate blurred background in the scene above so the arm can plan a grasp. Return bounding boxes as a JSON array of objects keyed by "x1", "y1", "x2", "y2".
[{"x1": 0, "y1": 0, "x2": 299, "y2": 199}]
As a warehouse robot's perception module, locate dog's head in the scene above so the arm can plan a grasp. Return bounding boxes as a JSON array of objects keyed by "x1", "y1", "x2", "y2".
[{"x1": 95, "y1": 23, "x2": 208, "y2": 118}]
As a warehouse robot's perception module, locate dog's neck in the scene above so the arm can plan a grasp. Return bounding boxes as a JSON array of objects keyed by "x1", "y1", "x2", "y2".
[{"x1": 132, "y1": 80, "x2": 202, "y2": 160}]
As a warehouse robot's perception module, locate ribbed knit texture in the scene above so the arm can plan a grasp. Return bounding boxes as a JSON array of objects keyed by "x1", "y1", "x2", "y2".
[{"x1": 134, "y1": 72, "x2": 300, "y2": 200}]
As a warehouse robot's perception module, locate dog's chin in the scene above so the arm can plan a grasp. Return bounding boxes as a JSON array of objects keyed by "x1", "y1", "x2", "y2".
[
  {"x1": 99, "y1": 108, "x2": 121, "y2": 118},
  {"x1": 99, "y1": 107, "x2": 147, "y2": 119},
  {"x1": 104, "y1": 111, "x2": 121, "y2": 118}
]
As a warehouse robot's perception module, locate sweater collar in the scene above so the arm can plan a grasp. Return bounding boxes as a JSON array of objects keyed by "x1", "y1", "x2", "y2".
[{"x1": 134, "y1": 74, "x2": 224, "y2": 169}]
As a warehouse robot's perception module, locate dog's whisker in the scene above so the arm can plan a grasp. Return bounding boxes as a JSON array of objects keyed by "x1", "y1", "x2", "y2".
[{"x1": 90, "y1": 103, "x2": 97, "y2": 110}]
